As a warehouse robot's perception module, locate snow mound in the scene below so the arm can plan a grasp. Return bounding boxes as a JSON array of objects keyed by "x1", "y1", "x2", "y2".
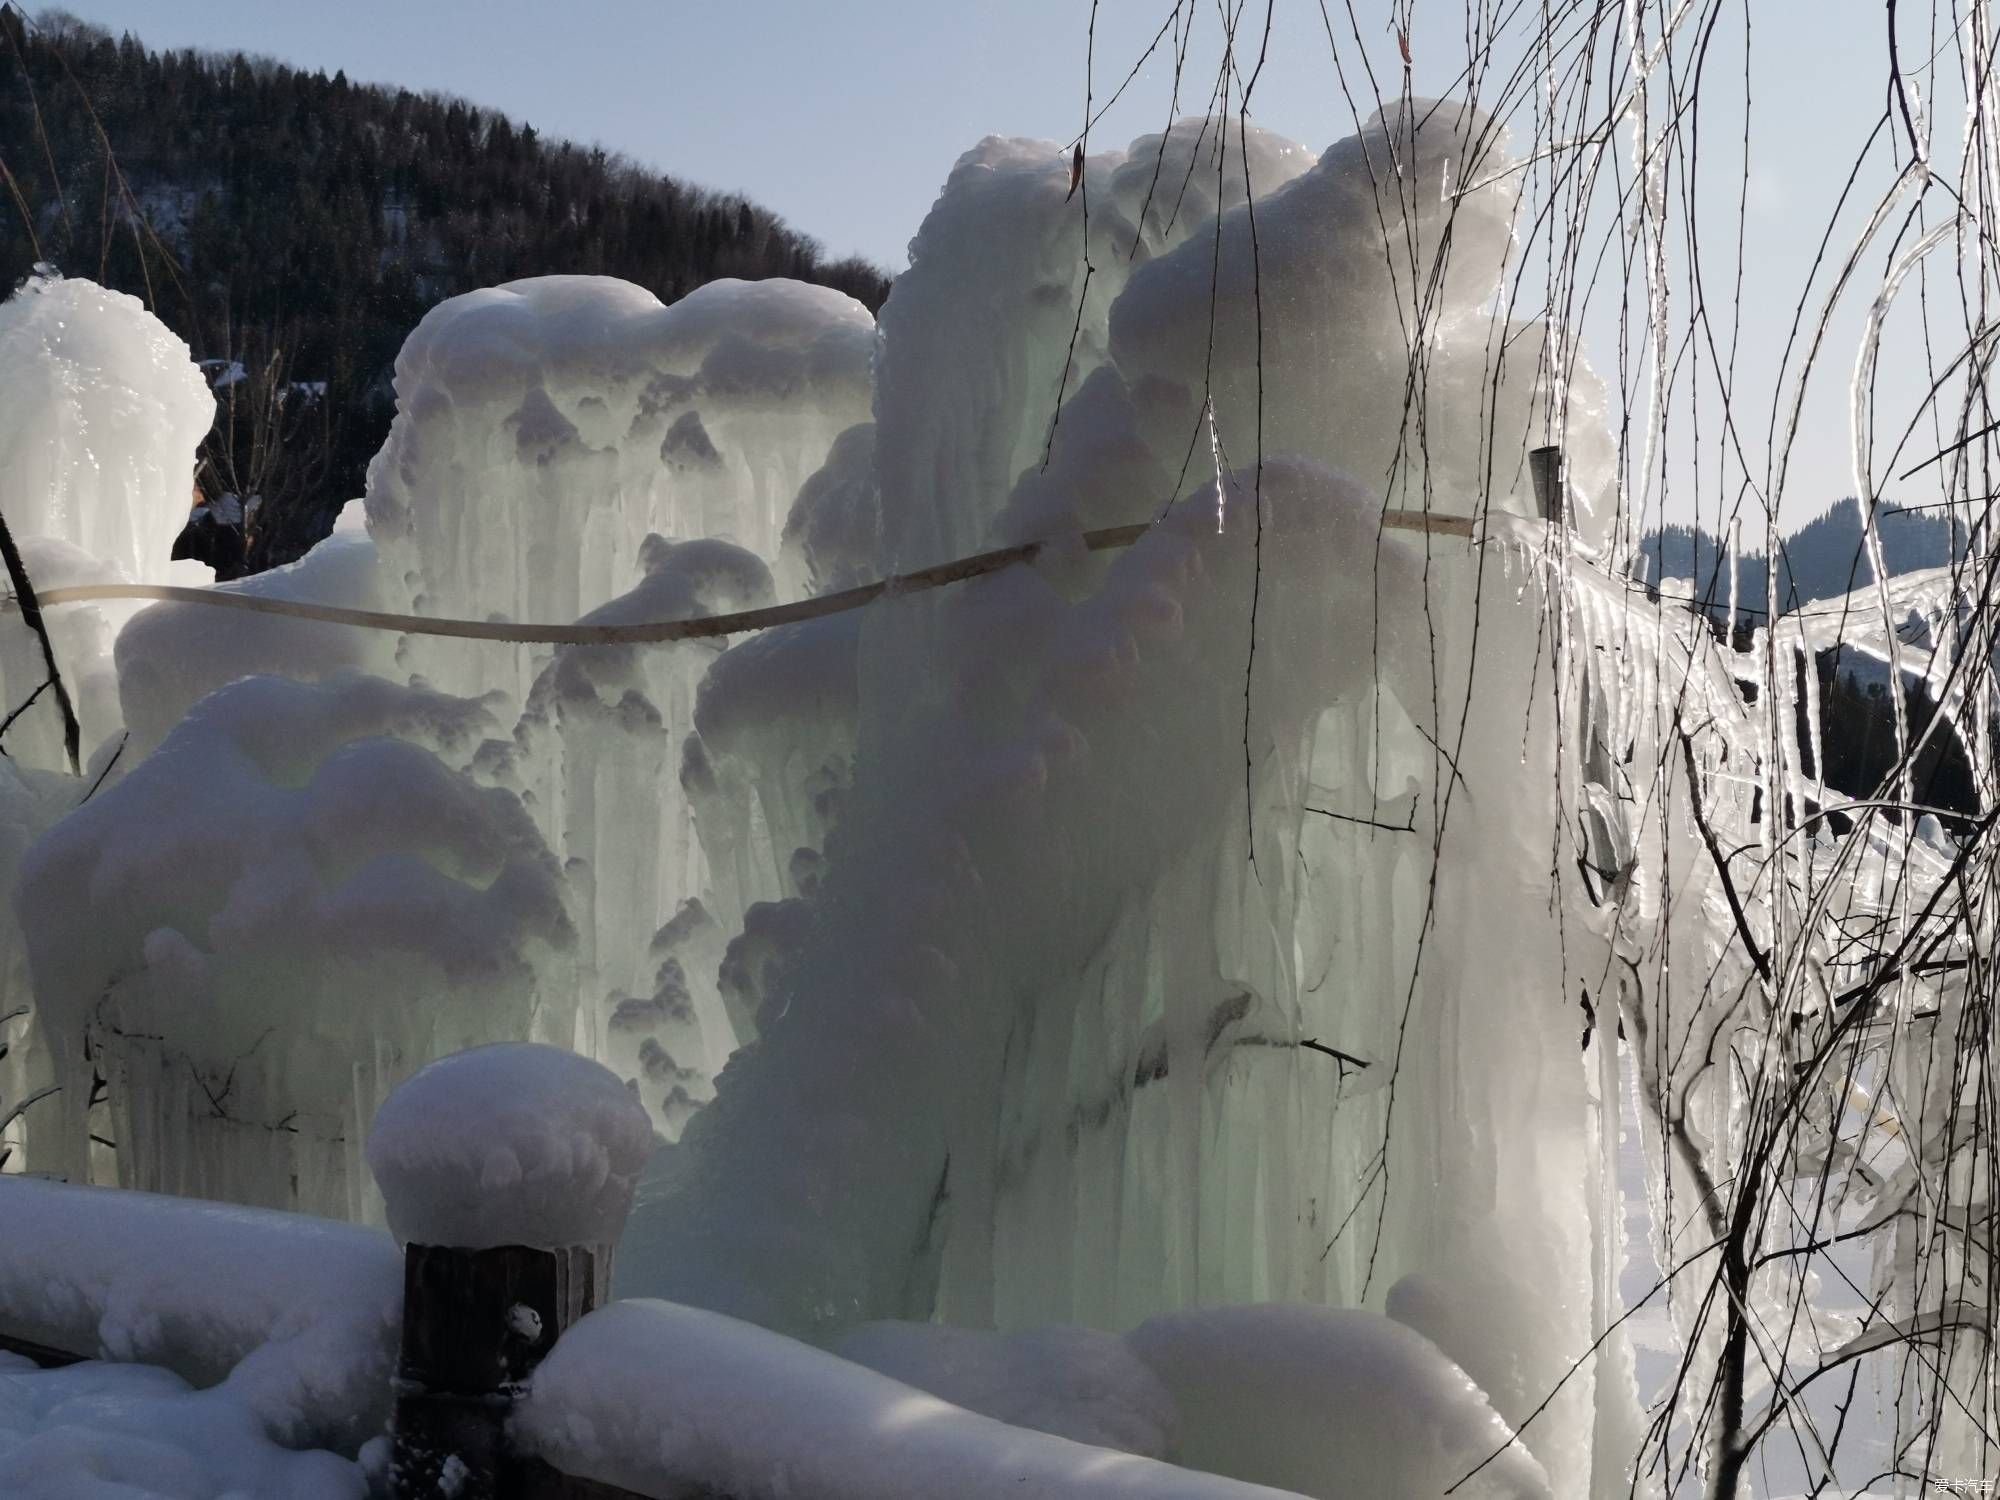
[
  {"x1": 0, "y1": 1177, "x2": 400, "y2": 1453},
  {"x1": 512, "y1": 1298, "x2": 1305, "y2": 1500},
  {"x1": 115, "y1": 526, "x2": 393, "y2": 761},
  {"x1": 367, "y1": 1042, "x2": 655, "y2": 1250},
  {"x1": 1126, "y1": 1305, "x2": 1552, "y2": 1500},
  {"x1": 834, "y1": 1320, "x2": 1176, "y2": 1457}
]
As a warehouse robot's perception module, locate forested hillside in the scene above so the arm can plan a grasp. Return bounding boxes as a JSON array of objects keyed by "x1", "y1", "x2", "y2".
[{"x1": 0, "y1": 6, "x2": 890, "y2": 572}]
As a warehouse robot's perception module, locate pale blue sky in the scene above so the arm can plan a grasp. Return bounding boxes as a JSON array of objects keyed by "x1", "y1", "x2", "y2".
[
  {"x1": 66, "y1": 0, "x2": 1451, "y2": 267},
  {"x1": 61, "y1": 2, "x2": 1937, "y2": 527},
  {"x1": 64, "y1": 0, "x2": 1854, "y2": 269}
]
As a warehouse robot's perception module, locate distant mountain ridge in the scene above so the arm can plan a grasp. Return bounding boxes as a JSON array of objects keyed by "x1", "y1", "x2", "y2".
[
  {"x1": 0, "y1": 6, "x2": 891, "y2": 572},
  {"x1": 1640, "y1": 497, "x2": 1982, "y2": 818},
  {"x1": 1639, "y1": 497, "x2": 1965, "y2": 618}
]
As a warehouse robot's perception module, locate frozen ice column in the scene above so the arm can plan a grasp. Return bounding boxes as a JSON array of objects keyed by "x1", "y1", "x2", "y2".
[{"x1": 366, "y1": 1043, "x2": 655, "y2": 1495}]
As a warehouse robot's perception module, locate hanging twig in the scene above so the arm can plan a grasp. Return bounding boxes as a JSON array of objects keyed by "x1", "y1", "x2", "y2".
[
  {"x1": 1677, "y1": 726, "x2": 1771, "y2": 983},
  {"x1": 77, "y1": 731, "x2": 126, "y2": 805},
  {"x1": 0, "y1": 505, "x2": 80, "y2": 773}
]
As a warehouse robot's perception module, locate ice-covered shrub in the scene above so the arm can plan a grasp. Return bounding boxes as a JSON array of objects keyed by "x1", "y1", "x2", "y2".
[{"x1": 18, "y1": 673, "x2": 573, "y2": 1216}]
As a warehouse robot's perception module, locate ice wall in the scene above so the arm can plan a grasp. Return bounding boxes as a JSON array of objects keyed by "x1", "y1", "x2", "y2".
[{"x1": 874, "y1": 120, "x2": 1308, "y2": 569}]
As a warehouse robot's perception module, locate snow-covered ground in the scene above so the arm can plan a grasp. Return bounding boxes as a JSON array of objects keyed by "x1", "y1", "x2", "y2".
[{"x1": 0, "y1": 1355, "x2": 367, "y2": 1499}]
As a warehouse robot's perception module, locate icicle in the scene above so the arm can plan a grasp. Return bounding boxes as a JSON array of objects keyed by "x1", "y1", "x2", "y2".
[{"x1": 1206, "y1": 397, "x2": 1227, "y2": 535}]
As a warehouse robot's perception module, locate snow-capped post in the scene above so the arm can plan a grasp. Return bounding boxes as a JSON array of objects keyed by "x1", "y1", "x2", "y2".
[
  {"x1": 1528, "y1": 444, "x2": 1566, "y2": 527},
  {"x1": 366, "y1": 1044, "x2": 656, "y2": 1499}
]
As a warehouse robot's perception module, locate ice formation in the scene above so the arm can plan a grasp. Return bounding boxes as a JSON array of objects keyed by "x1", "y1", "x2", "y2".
[
  {"x1": 619, "y1": 100, "x2": 1637, "y2": 1496},
  {"x1": 0, "y1": 274, "x2": 212, "y2": 591},
  {"x1": 0, "y1": 276, "x2": 215, "y2": 771},
  {"x1": 365, "y1": 274, "x2": 878, "y2": 1126},
  {"x1": 0, "y1": 276, "x2": 217, "y2": 1176},
  {"x1": 1, "y1": 96, "x2": 1971, "y2": 1498},
  {"x1": 365, "y1": 274, "x2": 872, "y2": 656}
]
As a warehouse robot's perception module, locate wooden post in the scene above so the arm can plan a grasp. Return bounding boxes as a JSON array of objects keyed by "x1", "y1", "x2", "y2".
[
  {"x1": 367, "y1": 1044, "x2": 654, "y2": 1500},
  {"x1": 1528, "y1": 445, "x2": 1566, "y2": 527},
  {"x1": 390, "y1": 1244, "x2": 606, "y2": 1499}
]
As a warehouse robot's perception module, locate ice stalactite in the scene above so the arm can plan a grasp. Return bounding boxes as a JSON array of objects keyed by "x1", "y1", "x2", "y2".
[{"x1": 508, "y1": 537, "x2": 776, "y2": 1110}]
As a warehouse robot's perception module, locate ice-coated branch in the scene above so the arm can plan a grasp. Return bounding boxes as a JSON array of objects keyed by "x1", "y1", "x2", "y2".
[
  {"x1": 0, "y1": 1082, "x2": 56, "y2": 1134},
  {"x1": 1676, "y1": 725, "x2": 1772, "y2": 983},
  {"x1": 1741, "y1": 1301, "x2": 1991, "y2": 1454}
]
